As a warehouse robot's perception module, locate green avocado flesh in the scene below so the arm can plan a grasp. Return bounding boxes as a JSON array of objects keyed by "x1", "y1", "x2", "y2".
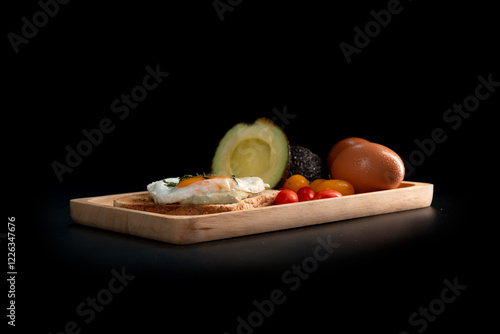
[
  {"x1": 230, "y1": 138, "x2": 271, "y2": 176},
  {"x1": 212, "y1": 118, "x2": 290, "y2": 189}
]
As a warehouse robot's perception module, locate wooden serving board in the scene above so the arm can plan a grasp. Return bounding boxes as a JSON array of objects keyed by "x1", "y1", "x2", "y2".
[{"x1": 70, "y1": 181, "x2": 433, "y2": 245}]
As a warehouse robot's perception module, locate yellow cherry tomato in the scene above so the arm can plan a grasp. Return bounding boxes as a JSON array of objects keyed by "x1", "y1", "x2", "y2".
[
  {"x1": 315, "y1": 179, "x2": 355, "y2": 196},
  {"x1": 283, "y1": 174, "x2": 309, "y2": 192},
  {"x1": 309, "y1": 179, "x2": 327, "y2": 192}
]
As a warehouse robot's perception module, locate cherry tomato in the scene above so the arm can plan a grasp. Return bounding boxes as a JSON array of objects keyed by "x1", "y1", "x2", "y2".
[
  {"x1": 315, "y1": 179, "x2": 355, "y2": 196},
  {"x1": 314, "y1": 189, "x2": 343, "y2": 200},
  {"x1": 283, "y1": 175, "x2": 309, "y2": 193},
  {"x1": 275, "y1": 189, "x2": 299, "y2": 205},
  {"x1": 309, "y1": 179, "x2": 327, "y2": 192},
  {"x1": 297, "y1": 187, "x2": 315, "y2": 202}
]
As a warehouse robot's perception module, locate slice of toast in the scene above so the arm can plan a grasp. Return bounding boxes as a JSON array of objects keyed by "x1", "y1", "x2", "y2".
[{"x1": 113, "y1": 190, "x2": 279, "y2": 215}]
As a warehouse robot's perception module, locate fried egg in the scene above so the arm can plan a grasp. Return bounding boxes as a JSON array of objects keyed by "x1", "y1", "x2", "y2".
[{"x1": 147, "y1": 175, "x2": 269, "y2": 204}]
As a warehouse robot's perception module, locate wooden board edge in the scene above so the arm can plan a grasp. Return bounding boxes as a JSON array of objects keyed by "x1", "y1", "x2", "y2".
[
  {"x1": 70, "y1": 195, "x2": 198, "y2": 244},
  {"x1": 69, "y1": 181, "x2": 434, "y2": 245},
  {"x1": 176, "y1": 181, "x2": 434, "y2": 244}
]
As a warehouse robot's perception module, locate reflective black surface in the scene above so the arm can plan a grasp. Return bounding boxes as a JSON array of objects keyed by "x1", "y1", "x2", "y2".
[
  {"x1": 6, "y1": 1, "x2": 497, "y2": 333},
  {"x1": 18, "y1": 187, "x2": 489, "y2": 333}
]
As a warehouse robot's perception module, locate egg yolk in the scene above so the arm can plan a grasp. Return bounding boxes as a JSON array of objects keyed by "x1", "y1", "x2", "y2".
[{"x1": 176, "y1": 175, "x2": 229, "y2": 188}]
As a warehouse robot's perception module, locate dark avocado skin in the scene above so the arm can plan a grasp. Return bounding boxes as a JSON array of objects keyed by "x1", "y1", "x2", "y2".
[{"x1": 289, "y1": 146, "x2": 328, "y2": 182}]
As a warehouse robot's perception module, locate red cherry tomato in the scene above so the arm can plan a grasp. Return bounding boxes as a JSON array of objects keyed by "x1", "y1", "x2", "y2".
[
  {"x1": 313, "y1": 189, "x2": 343, "y2": 200},
  {"x1": 275, "y1": 189, "x2": 299, "y2": 205},
  {"x1": 297, "y1": 187, "x2": 315, "y2": 202}
]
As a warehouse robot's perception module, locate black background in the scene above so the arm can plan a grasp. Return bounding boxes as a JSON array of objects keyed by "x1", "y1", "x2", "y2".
[{"x1": 4, "y1": 0, "x2": 499, "y2": 333}]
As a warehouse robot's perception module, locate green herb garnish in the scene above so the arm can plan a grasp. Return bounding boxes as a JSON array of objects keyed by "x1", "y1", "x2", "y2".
[
  {"x1": 197, "y1": 172, "x2": 216, "y2": 179},
  {"x1": 231, "y1": 174, "x2": 239, "y2": 185},
  {"x1": 178, "y1": 174, "x2": 194, "y2": 181},
  {"x1": 163, "y1": 179, "x2": 178, "y2": 187}
]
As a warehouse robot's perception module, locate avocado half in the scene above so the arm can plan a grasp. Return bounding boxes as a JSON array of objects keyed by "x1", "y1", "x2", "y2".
[{"x1": 212, "y1": 118, "x2": 290, "y2": 189}]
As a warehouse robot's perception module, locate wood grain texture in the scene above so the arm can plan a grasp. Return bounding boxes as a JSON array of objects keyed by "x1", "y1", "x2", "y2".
[{"x1": 70, "y1": 181, "x2": 433, "y2": 245}]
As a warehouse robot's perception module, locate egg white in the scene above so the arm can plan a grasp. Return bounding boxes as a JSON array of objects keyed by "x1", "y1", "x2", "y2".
[{"x1": 147, "y1": 176, "x2": 269, "y2": 204}]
